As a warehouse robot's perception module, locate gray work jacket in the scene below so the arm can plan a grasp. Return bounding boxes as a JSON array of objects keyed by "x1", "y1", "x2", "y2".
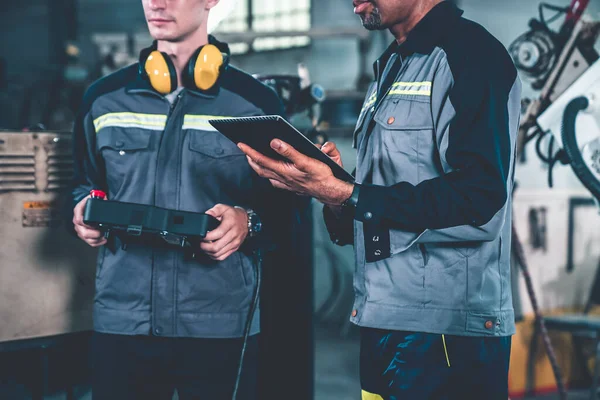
[
  {"x1": 325, "y1": 2, "x2": 521, "y2": 337},
  {"x1": 69, "y1": 36, "x2": 284, "y2": 338}
]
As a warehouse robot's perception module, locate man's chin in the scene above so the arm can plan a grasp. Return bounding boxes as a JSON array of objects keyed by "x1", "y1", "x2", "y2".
[
  {"x1": 361, "y1": 20, "x2": 385, "y2": 31},
  {"x1": 148, "y1": 27, "x2": 177, "y2": 41}
]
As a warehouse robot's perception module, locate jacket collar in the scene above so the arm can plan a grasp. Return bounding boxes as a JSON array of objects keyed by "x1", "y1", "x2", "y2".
[
  {"x1": 373, "y1": 1, "x2": 463, "y2": 75},
  {"x1": 126, "y1": 35, "x2": 231, "y2": 98}
]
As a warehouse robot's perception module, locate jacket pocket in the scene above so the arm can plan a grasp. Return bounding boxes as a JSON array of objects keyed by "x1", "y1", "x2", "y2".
[
  {"x1": 96, "y1": 128, "x2": 153, "y2": 194},
  {"x1": 374, "y1": 98, "x2": 433, "y2": 134},
  {"x1": 188, "y1": 130, "x2": 244, "y2": 159},
  {"x1": 237, "y1": 251, "x2": 253, "y2": 287},
  {"x1": 374, "y1": 99, "x2": 436, "y2": 184},
  {"x1": 177, "y1": 252, "x2": 252, "y2": 314},
  {"x1": 423, "y1": 243, "x2": 467, "y2": 309}
]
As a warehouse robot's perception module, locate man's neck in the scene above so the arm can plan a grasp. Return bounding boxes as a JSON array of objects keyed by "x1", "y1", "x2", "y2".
[
  {"x1": 156, "y1": 28, "x2": 209, "y2": 88},
  {"x1": 389, "y1": 0, "x2": 443, "y2": 45}
]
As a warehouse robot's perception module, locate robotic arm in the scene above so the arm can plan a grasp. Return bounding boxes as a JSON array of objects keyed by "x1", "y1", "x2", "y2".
[
  {"x1": 511, "y1": 0, "x2": 600, "y2": 206},
  {"x1": 541, "y1": 74, "x2": 600, "y2": 203}
]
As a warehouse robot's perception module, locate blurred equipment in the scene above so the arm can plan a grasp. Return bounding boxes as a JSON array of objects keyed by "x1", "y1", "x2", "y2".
[
  {"x1": 0, "y1": 131, "x2": 97, "y2": 342},
  {"x1": 207, "y1": 0, "x2": 238, "y2": 34},
  {"x1": 255, "y1": 64, "x2": 327, "y2": 144},
  {"x1": 512, "y1": 0, "x2": 600, "y2": 204},
  {"x1": 536, "y1": 60, "x2": 600, "y2": 203},
  {"x1": 512, "y1": 216, "x2": 568, "y2": 400},
  {"x1": 509, "y1": 2, "x2": 600, "y2": 398},
  {"x1": 251, "y1": 66, "x2": 322, "y2": 400},
  {"x1": 509, "y1": 1, "x2": 594, "y2": 90}
]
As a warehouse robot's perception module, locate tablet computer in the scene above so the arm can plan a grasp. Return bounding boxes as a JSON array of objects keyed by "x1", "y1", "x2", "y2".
[{"x1": 209, "y1": 115, "x2": 355, "y2": 183}]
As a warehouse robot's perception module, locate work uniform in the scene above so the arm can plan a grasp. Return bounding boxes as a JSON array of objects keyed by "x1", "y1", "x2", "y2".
[
  {"x1": 69, "y1": 36, "x2": 284, "y2": 399},
  {"x1": 325, "y1": 3, "x2": 521, "y2": 399}
]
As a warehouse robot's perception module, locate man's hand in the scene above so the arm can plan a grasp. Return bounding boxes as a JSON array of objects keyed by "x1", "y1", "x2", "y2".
[
  {"x1": 320, "y1": 141, "x2": 343, "y2": 168},
  {"x1": 201, "y1": 204, "x2": 249, "y2": 261},
  {"x1": 319, "y1": 142, "x2": 346, "y2": 215},
  {"x1": 238, "y1": 139, "x2": 353, "y2": 206},
  {"x1": 73, "y1": 195, "x2": 107, "y2": 248}
]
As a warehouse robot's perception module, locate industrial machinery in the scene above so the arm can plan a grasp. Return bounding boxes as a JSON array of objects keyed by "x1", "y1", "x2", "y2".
[
  {"x1": 0, "y1": 131, "x2": 98, "y2": 343},
  {"x1": 509, "y1": 1, "x2": 600, "y2": 398},
  {"x1": 512, "y1": 0, "x2": 600, "y2": 201}
]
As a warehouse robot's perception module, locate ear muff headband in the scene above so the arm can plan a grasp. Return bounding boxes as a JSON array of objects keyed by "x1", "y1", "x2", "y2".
[
  {"x1": 190, "y1": 44, "x2": 224, "y2": 91},
  {"x1": 144, "y1": 51, "x2": 177, "y2": 95}
]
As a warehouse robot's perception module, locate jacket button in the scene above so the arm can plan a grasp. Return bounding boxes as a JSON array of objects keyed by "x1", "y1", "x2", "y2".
[
  {"x1": 374, "y1": 250, "x2": 382, "y2": 256},
  {"x1": 387, "y1": 117, "x2": 395, "y2": 125},
  {"x1": 351, "y1": 310, "x2": 358, "y2": 317},
  {"x1": 485, "y1": 321, "x2": 493, "y2": 330},
  {"x1": 119, "y1": 150, "x2": 126, "y2": 156},
  {"x1": 154, "y1": 327, "x2": 162, "y2": 335},
  {"x1": 364, "y1": 212, "x2": 372, "y2": 220},
  {"x1": 373, "y1": 236, "x2": 379, "y2": 242}
]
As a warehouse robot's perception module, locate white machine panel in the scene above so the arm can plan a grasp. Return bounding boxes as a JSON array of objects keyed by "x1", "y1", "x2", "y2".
[{"x1": 538, "y1": 59, "x2": 600, "y2": 149}]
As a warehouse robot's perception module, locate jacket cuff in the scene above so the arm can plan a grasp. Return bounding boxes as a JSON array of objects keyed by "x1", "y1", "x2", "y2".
[
  {"x1": 354, "y1": 182, "x2": 413, "y2": 227},
  {"x1": 323, "y1": 205, "x2": 354, "y2": 246}
]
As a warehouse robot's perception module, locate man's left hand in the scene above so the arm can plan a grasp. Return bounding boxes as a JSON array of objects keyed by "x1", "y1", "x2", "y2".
[
  {"x1": 238, "y1": 139, "x2": 353, "y2": 206},
  {"x1": 201, "y1": 204, "x2": 248, "y2": 261}
]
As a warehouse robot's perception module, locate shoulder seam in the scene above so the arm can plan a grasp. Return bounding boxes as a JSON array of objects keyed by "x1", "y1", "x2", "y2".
[{"x1": 80, "y1": 64, "x2": 139, "y2": 117}]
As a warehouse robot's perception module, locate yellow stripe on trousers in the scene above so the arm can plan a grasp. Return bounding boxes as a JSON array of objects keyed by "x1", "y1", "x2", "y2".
[{"x1": 362, "y1": 390, "x2": 384, "y2": 400}]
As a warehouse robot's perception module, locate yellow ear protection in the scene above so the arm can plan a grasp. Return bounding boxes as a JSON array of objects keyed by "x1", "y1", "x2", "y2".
[{"x1": 139, "y1": 43, "x2": 228, "y2": 95}]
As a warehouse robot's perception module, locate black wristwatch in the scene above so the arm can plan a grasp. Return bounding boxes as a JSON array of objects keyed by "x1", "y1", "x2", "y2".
[{"x1": 340, "y1": 184, "x2": 360, "y2": 216}]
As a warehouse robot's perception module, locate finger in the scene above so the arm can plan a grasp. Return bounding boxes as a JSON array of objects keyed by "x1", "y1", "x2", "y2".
[
  {"x1": 87, "y1": 237, "x2": 105, "y2": 245},
  {"x1": 247, "y1": 156, "x2": 280, "y2": 180},
  {"x1": 270, "y1": 179, "x2": 296, "y2": 192},
  {"x1": 212, "y1": 238, "x2": 239, "y2": 260},
  {"x1": 89, "y1": 239, "x2": 107, "y2": 248},
  {"x1": 81, "y1": 230, "x2": 104, "y2": 241},
  {"x1": 270, "y1": 140, "x2": 309, "y2": 169},
  {"x1": 203, "y1": 219, "x2": 237, "y2": 246},
  {"x1": 75, "y1": 225, "x2": 100, "y2": 239},
  {"x1": 213, "y1": 243, "x2": 240, "y2": 261},
  {"x1": 238, "y1": 144, "x2": 288, "y2": 176},
  {"x1": 321, "y1": 141, "x2": 337, "y2": 155},
  {"x1": 74, "y1": 219, "x2": 97, "y2": 231},
  {"x1": 202, "y1": 231, "x2": 236, "y2": 255},
  {"x1": 214, "y1": 250, "x2": 235, "y2": 261},
  {"x1": 203, "y1": 225, "x2": 229, "y2": 243},
  {"x1": 205, "y1": 204, "x2": 229, "y2": 219}
]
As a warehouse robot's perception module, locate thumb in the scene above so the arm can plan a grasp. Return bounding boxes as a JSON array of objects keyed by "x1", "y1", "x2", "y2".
[
  {"x1": 205, "y1": 204, "x2": 229, "y2": 219},
  {"x1": 270, "y1": 139, "x2": 308, "y2": 169}
]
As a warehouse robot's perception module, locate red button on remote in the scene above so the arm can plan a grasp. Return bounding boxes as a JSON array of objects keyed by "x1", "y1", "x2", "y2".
[{"x1": 90, "y1": 190, "x2": 107, "y2": 199}]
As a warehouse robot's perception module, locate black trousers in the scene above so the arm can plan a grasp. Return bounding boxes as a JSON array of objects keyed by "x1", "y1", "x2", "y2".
[
  {"x1": 360, "y1": 328, "x2": 512, "y2": 400},
  {"x1": 91, "y1": 332, "x2": 258, "y2": 400}
]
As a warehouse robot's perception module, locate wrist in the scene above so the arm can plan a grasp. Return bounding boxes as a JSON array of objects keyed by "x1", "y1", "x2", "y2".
[
  {"x1": 322, "y1": 177, "x2": 354, "y2": 206},
  {"x1": 340, "y1": 184, "x2": 360, "y2": 217},
  {"x1": 235, "y1": 206, "x2": 262, "y2": 238}
]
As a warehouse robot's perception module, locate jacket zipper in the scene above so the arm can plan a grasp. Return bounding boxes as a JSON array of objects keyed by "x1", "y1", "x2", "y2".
[
  {"x1": 153, "y1": 91, "x2": 184, "y2": 206},
  {"x1": 151, "y1": 90, "x2": 183, "y2": 336}
]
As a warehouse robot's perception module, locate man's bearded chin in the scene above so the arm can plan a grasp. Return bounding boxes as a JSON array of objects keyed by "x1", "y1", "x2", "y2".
[{"x1": 361, "y1": 7, "x2": 384, "y2": 30}]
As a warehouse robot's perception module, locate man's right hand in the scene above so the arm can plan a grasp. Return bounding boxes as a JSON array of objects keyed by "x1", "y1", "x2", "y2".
[
  {"x1": 320, "y1": 142, "x2": 343, "y2": 167},
  {"x1": 73, "y1": 195, "x2": 107, "y2": 247}
]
